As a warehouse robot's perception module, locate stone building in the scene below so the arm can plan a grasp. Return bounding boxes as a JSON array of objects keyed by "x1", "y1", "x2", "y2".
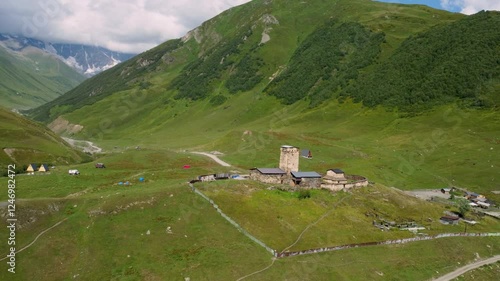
[
  {"x1": 279, "y1": 145, "x2": 300, "y2": 175},
  {"x1": 199, "y1": 174, "x2": 216, "y2": 182},
  {"x1": 249, "y1": 168, "x2": 286, "y2": 184},
  {"x1": 321, "y1": 169, "x2": 368, "y2": 191},
  {"x1": 291, "y1": 171, "x2": 322, "y2": 188}
]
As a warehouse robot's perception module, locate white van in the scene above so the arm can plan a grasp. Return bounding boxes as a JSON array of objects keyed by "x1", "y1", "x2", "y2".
[{"x1": 68, "y1": 169, "x2": 80, "y2": 175}]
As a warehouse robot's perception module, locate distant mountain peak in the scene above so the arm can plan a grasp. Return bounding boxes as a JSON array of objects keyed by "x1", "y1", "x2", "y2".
[{"x1": 0, "y1": 34, "x2": 136, "y2": 76}]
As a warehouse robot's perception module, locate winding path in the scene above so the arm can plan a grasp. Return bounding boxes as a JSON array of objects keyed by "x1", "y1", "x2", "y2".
[
  {"x1": 0, "y1": 218, "x2": 68, "y2": 261},
  {"x1": 432, "y1": 255, "x2": 500, "y2": 281},
  {"x1": 62, "y1": 137, "x2": 103, "y2": 154},
  {"x1": 191, "y1": 152, "x2": 231, "y2": 167}
]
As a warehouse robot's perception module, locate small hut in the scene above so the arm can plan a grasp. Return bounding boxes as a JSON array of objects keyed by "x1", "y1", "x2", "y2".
[
  {"x1": 301, "y1": 149, "x2": 312, "y2": 159},
  {"x1": 26, "y1": 163, "x2": 38, "y2": 173},
  {"x1": 38, "y1": 164, "x2": 49, "y2": 172}
]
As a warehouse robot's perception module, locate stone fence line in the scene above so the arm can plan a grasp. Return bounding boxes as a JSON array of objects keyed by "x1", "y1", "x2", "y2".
[
  {"x1": 189, "y1": 183, "x2": 276, "y2": 256},
  {"x1": 275, "y1": 232, "x2": 500, "y2": 258}
]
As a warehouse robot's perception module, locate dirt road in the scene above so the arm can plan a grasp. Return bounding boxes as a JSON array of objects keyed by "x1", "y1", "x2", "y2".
[
  {"x1": 432, "y1": 255, "x2": 500, "y2": 281},
  {"x1": 62, "y1": 137, "x2": 103, "y2": 154},
  {"x1": 191, "y1": 152, "x2": 231, "y2": 167}
]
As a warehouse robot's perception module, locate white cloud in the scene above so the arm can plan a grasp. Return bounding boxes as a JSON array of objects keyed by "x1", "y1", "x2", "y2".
[
  {"x1": 0, "y1": 0, "x2": 251, "y2": 53},
  {"x1": 441, "y1": 0, "x2": 500, "y2": 14}
]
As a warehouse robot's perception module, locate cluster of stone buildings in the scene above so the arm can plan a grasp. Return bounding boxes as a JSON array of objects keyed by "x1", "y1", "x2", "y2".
[{"x1": 250, "y1": 145, "x2": 368, "y2": 191}]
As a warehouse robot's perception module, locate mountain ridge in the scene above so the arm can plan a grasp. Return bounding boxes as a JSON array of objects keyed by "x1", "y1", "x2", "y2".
[
  {"x1": 29, "y1": 0, "x2": 465, "y2": 122},
  {"x1": 0, "y1": 44, "x2": 85, "y2": 110},
  {"x1": 0, "y1": 33, "x2": 136, "y2": 76}
]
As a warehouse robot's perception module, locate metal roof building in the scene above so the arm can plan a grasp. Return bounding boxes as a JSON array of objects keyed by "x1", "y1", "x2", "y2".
[
  {"x1": 291, "y1": 171, "x2": 322, "y2": 178},
  {"x1": 253, "y1": 168, "x2": 287, "y2": 174}
]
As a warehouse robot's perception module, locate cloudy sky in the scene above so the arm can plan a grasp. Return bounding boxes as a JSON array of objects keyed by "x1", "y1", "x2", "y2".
[{"x1": 0, "y1": 0, "x2": 498, "y2": 54}]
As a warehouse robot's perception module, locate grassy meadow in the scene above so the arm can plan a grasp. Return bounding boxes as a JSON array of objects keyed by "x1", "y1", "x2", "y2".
[
  {"x1": 61, "y1": 93, "x2": 500, "y2": 197},
  {"x1": 0, "y1": 148, "x2": 498, "y2": 280},
  {"x1": 1, "y1": 0, "x2": 498, "y2": 279}
]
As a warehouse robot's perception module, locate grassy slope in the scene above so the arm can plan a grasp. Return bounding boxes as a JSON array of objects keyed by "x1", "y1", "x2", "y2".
[
  {"x1": 0, "y1": 108, "x2": 89, "y2": 174},
  {"x1": 25, "y1": 1, "x2": 498, "y2": 193},
  {"x1": 28, "y1": 0, "x2": 460, "y2": 121},
  {"x1": 0, "y1": 149, "x2": 498, "y2": 280},
  {"x1": 198, "y1": 181, "x2": 500, "y2": 251},
  {"x1": 0, "y1": 46, "x2": 85, "y2": 110},
  {"x1": 2, "y1": 1, "x2": 498, "y2": 280},
  {"x1": 60, "y1": 91, "x2": 500, "y2": 196}
]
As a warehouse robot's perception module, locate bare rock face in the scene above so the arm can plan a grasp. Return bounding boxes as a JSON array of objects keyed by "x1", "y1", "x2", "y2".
[
  {"x1": 48, "y1": 116, "x2": 84, "y2": 135},
  {"x1": 260, "y1": 14, "x2": 279, "y2": 25},
  {"x1": 259, "y1": 14, "x2": 279, "y2": 44}
]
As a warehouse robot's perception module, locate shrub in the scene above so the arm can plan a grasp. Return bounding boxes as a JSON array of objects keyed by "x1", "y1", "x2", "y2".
[{"x1": 298, "y1": 189, "x2": 311, "y2": 200}]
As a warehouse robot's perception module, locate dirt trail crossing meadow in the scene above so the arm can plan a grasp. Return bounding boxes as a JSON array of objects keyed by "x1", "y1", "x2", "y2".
[
  {"x1": 191, "y1": 152, "x2": 231, "y2": 167},
  {"x1": 432, "y1": 255, "x2": 500, "y2": 281}
]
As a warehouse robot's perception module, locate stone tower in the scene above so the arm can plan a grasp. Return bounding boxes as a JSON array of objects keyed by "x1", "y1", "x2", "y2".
[{"x1": 279, "y1": 145, "x2": 300, "y2": 175}]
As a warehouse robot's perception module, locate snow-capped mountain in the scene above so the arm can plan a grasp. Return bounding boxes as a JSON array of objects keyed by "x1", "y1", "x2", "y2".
[{"x1": 0, "y1": 34, "x2": 136, "y2": 76}]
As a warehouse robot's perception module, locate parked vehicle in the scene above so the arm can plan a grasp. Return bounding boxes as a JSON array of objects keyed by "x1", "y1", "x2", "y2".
[{"x1": 68, "y1": 169, "x2": 80, "y2": 175}]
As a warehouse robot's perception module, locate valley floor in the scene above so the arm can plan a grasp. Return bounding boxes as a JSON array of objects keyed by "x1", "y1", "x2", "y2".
[{"x1": 0, "y1": 147, "x2": 498, "y2": 280}]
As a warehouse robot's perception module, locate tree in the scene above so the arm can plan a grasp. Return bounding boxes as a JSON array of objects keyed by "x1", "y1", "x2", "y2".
[{"x1": 457, "y1": 198, "x2": 471, "y2": 218}]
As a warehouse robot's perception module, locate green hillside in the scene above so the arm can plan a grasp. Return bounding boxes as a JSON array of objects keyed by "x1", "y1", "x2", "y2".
[
  {"x1": 0, "y1": 107, "x2": 90, "y2": 175},
  {"x1": 2, "y1": 1, "x2": 499, "y2": 280},
  {"x1": 25, "y1": 0, "x2": 499, "y2": 192},
  {"x1": 28, "y1": 0, "x2": 462, "y2": 122},
  {"x1": 0, "y1": 46, "x2": 85, "y2": 110},
  {"x1": 0, "y1": 149, "x2": 498, "y2": 281},
  {"x1": 346, "y1": 10, "x2": 500, "y2": 110}
]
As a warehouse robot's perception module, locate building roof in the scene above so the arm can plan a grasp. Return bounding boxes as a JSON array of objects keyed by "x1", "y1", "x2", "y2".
[
  {"x1": 329, "y1": 169, "x2": 344, "y2": 174},
  {"x1": 291, "y1": 171, "x2": 322, "y2": 178},
  {"x1": 254, "y1": 168, "x2": 286, "y2": 175},
  {"x1": 440, "y1": 216, "x2": 459, "y2": 221},
  {"x1": 39, "y1": 164, "x2": 49, "y2": 170},
  {"x1": 477, "y1": 201, "x2": 491, "y2": 207},
  {"x1": 28, "y1": 163, "x2": 38, "y2": 169}
]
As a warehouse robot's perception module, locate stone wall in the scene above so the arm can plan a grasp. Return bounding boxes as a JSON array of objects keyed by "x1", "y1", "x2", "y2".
[
  {"x1": 276, "y1": 232, "x2": 500, "y2": 258},
  {"x1": 295, "y1": 177, "x2": 322, "y2": 189}
]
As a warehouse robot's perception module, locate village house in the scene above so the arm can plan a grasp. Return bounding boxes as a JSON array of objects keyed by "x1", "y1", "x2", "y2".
[
  {"x1": 321, "y1": 169, "x2": 347, "y2": 191},
  {"x1": 249, "y1": 168, "x2": 286, "y2": 184},
  {"x1": 291, "y1": 171, "x2": 322, "y2": 188},
  {"x1": 321, "y1": 169, "x2": 368, "y2": 191},
  {"x1": 215, "y1": 173, "x2": 231, "y2": 180},
  {"x1": 95, "y1": 163, "x2": 106, "y2": 168},
  {"x1": 440, "y1": 216, "x2": 459, "y2": 225},
  {"x1": 300, "y1": 149, "x2": 312, "y2": 159},
  {"x1": 26, "y1": 163, "x2": 38, "y2": 173},
  {"x1": 38, "y1": 164, "x2": 49, "y2": 172},
  {"x1": 198, "y1": 174, "x2": 216, "y2": 182}
]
